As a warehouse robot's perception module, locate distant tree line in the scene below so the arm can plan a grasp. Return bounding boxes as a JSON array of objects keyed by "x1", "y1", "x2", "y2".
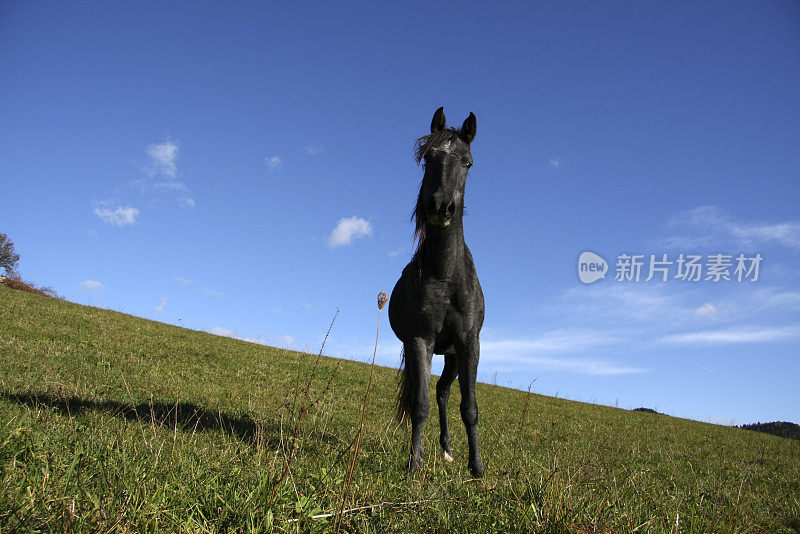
[{"x1": 739, "y1": 422, "x2": 800, "y2": 441}]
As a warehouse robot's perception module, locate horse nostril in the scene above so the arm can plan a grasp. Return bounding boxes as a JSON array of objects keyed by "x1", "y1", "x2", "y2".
[{"x1": 446, "y1": 202, "x2": 455, "y2": 217}]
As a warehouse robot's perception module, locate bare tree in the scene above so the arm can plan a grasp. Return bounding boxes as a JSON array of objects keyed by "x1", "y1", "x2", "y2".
[{"x1": 0, "y1": 233, "x2": 20, "y2": 277}]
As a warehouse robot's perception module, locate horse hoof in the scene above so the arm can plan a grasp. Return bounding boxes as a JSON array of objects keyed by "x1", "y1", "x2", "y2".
[
  {"x1": 406, "y1": 455, "x2": 423, "y2": 473},
  {"x1": 442, "y1": 451, "x2": 454, "y2": 463},
  {"x1": 469, "y1": 461, "x2": 484, "y2": 478}
]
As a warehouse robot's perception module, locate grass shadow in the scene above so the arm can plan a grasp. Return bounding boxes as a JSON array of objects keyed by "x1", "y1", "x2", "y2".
[{"x1": 1, "y1": 390, "x2": 287, "y2": 449}]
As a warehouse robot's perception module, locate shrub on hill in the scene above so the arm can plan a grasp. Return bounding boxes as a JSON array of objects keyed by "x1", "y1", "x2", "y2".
[
  {"x1": 632, "y1": 407, "x2": 661, "y2": 414},
  {"x1": 1, "y1": 276, "x2": 60, "y2": 299}
]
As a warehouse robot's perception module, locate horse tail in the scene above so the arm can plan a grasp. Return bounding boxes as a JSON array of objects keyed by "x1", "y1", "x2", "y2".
[{"x1": 396, "y1": 347, "x2": 414, "y2": 423}]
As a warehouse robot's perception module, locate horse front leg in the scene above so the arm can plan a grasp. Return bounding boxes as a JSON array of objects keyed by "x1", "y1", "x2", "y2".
[
  {"x1": 436, "y1": 353, "x2": 457, "y2": 462},
  {"x1": 457, "y1": 334, "x2": 484, "y2": 477},
  {"x1": 405, "y1": 338, "x2": 432, "y2": 472}
]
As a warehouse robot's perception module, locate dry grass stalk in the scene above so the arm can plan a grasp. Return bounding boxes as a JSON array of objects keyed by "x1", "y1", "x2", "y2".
[
  {"x1": 269, "y1": 309, "x2": 340, "y2": 507},
  {"x1": 287, "y1": 498, "x2": 442, "y2": 524},
  {"x1": 334, "y1": 291, "x2": 388, "y2": 533}
]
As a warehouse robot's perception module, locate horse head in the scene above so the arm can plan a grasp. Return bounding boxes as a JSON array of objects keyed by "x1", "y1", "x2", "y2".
[{"x1": 413, "y1": 107, "x2": 476, "y2": 240}]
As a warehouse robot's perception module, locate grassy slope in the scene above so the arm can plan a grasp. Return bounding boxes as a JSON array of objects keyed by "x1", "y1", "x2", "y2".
[{"x1": 1, "y1": 285, "x2": 798, "y2": 533}]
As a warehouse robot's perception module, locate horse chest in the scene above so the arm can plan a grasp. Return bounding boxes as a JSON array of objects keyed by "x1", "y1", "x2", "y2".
[{"x1": 417, "y1": 282, "x2": 470, "y2": 334}]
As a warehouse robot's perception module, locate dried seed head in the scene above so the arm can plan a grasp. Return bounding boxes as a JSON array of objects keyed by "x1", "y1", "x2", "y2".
[{"x1": 377, "y1": 291, "x2": 388, "y2": 310}]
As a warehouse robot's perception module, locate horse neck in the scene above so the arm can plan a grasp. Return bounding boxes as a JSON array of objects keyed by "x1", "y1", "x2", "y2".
[{"x1": 418, "y1": 217, "x2": 465, "y2": 279}]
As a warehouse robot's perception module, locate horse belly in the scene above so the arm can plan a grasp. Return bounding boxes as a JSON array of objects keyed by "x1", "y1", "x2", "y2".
[{"x1": 433, "y1": 334, "x2": 455, "y2": 355}]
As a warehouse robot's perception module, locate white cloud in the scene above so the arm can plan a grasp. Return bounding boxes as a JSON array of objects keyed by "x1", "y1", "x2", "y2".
[
  {"x1": 79, "y1": 279, "x2": 105, "y2": 292},
  {"x1": 147, "y1": 141, "x2": 178, "y2": 178},
  {"x1": 660, "y1": 325, "x2": 800, "y2": 346},
  {"x1": 207, "y1": 327, "x2": 237, "y2": 338},
  {"x1": 275, "y1": 335, "x2": 295, "y2": 347},
  {"x1": 266, "y1": 155, "x2": 282, "y2": 171},
  {"x1": 206, "y1": 327, "x2": 291, "y2": 348},
  {"x1": 176, "y1": 276, "x2": 192, "y2": 286},
  {"x1": 155, "y1": 296, "x2": 167, "y2": 314},
  {"x1": 93, "y1": 206, "x2": 139, "y2": 226},
  {"x1": 138, "y1": 141, "x2": 197, "y2": 208},
  {"x1": 327, "y1": 216, "x2": 373, "y2": 248},
  {"x1": 548, "y1": 157, "x2": 562, "y2": 169},
  {"x1": 694, "y1": 303, "x2": 717, "y2": 316}
]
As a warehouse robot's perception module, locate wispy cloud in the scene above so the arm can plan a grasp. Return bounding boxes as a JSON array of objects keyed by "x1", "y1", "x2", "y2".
[
  {"x1": 694, "y1": 363, "x2": 715, "y2": 374},
  {"x1": 266, "y1": 155, "x2": 282, "y2": 171},
  {"x1": 552, "y1": 284, "x2": 688, "y2": 326},
  {"x1": 481, "y1": 329, "x2": 620, "y2": 355},
  {"x1": 147, "y1": 141, "x2": 178, "y2": 178},
  {"x1": 196, "y1": 286, "x2": 225, "y2": 298},
  {"x1": 660, "y1": 325, "x2": 800, "y2": 345},
  {"x1": 304, "y1": 143, "x2": 324, "y2": 156},
  {"x1": 93, "y1": 206, "x2": 139, "y2": 226},
  {"x1": 521, "y1": 356, "x2": 646, "y2": 375},
  {"x1": 479, "y1": 329, "x2": 646, "y2": 375},
  {"x1": 152, "y1": 180, "x2": 187, "y2": 192},
  {"x1": 174, "y1": 276, "x2": 223, "y2": 297},
  {"x1": 663, "y1": 206, "x2": 800, "y2": 250},
  {"x1": 548, "y1": 157, "x2": 562, "y2": 169},
  {"x1": 79, "y1": 279, "x2": 105, "y2": 292},
  {"x1": 534, "y1": 281, "x2": 800, "y2": 364},
  {"x1": 155, "y1": 296, "x2": 167, "y2": 314},
  {"x1": 327, "y1": 216, "x2": 373, "y2": 248}
]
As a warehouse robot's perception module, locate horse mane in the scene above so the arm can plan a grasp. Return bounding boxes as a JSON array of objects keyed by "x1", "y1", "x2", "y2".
[{"x1": 411, "y1": 128, "x2": 462, "y2": 248}]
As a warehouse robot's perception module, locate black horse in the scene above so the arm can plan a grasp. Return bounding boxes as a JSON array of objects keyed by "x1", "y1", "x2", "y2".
[{"x1": 389, "y1": 107, "x2": 485, "y2": 477}]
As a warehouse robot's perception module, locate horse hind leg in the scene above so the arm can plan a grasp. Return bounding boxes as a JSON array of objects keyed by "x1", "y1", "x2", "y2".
[{"x1": 436, "y1": 353, "x2": 458, "y2": 463}]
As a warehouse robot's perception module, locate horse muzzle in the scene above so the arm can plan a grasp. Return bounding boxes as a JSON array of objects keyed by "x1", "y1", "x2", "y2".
[{"x1": 428, "y1": 215, "x2": 451, "y2": 228}]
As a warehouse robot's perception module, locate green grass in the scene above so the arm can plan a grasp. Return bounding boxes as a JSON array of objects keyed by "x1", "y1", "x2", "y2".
[{"x1": 1, "y1": 285, "x2": 798, "y2": 532}]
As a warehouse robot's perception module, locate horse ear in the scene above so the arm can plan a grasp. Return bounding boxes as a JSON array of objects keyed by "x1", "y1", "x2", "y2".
[
  {"x1": 460, "y1": 112, "x2": 477, "y2": 144},
  {"x1": 431, "y1": 107, "x2": 446, "y2": 133}
]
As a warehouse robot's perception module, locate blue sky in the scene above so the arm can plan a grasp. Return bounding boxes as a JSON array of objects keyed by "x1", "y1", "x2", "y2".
[{"x1": 2, "y1": 1, "x2": 798, "y2": 425}]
